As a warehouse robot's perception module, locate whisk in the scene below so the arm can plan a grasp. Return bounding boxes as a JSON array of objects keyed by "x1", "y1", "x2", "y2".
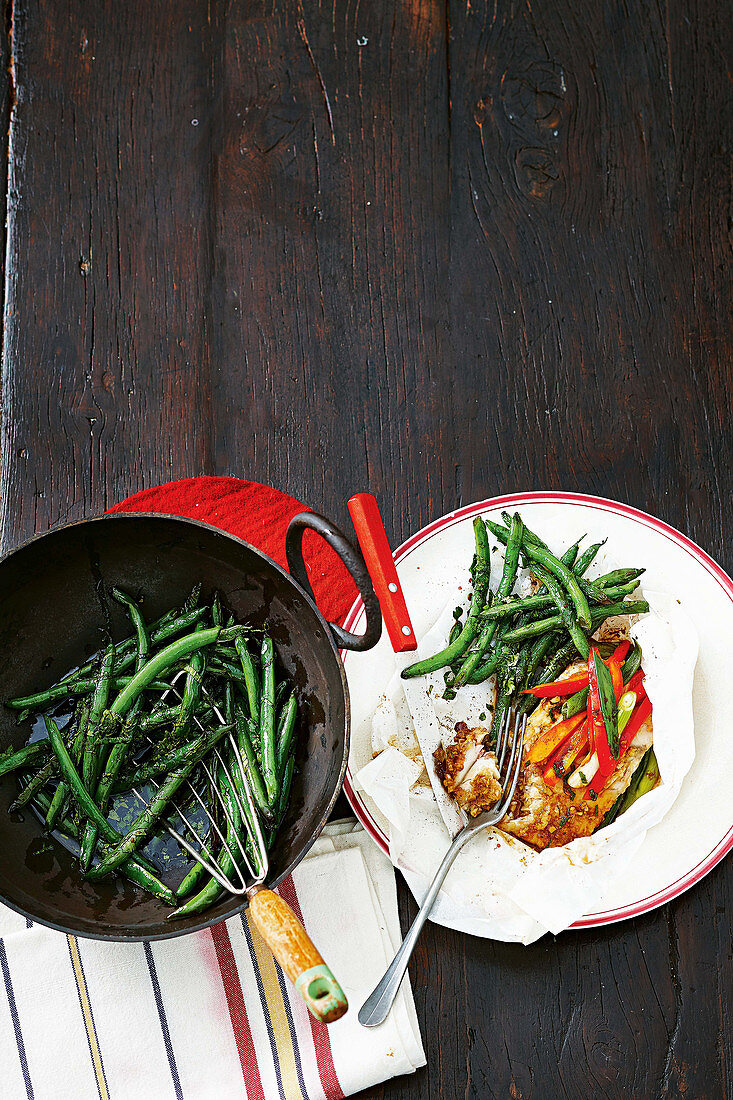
[
  {"x1": 130, "y1": 667, "x2": 266, "y2": 894},
  {"x1": 125, "y1": 668, "x2": 349, "y2": 1023}
]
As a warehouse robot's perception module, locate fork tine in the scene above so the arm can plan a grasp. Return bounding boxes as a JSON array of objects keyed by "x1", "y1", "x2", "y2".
[
  {"x1": 496, "y1": 712, "x2": 525, "y2": 817},
  {"x1": 495, "y1": 707, "x2": 512, "y2": 770}
]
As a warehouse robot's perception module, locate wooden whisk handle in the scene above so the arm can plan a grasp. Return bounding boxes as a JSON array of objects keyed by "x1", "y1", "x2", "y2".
[{"x1": 248, "y1": 887, "x2": 348, "y2": 1023}]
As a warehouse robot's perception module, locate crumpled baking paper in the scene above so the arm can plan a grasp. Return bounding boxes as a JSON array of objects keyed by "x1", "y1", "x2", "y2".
[{"x1": 354, "y1": 553, "x2": 698, "y2": 944}]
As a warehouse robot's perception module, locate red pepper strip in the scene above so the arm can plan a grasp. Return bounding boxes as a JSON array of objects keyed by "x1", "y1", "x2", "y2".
[
  {"x1": 543, "y1": 722, "x2": 589, "y2": 786},
  {"x1": 588, "y1": 648, "x2": 614, "y2": 773},
  {"x1": 522, "y1": 672, "x2": 588, "y2": 698},
  {"x1": 618, "y1": 695, "x2": 653, "y2": 754},
  {"x1": 584, "y1": 695, "x2": 653, "y2": 800},
  {"x1": 524, "y1": 644, "x2": 631, "y2": 699},
  {"x1": 527, "y1": 711, "x2": 586, "y2": 764},
  {"x1": 608, "y1": 659, "x2": 623, "y2": 701},
  {"x1": 611, "y1": 640, "x2": 631, "y2": 665},
  {"x1": 605, "y1": 641, "x2": 631, "y2": 699}
]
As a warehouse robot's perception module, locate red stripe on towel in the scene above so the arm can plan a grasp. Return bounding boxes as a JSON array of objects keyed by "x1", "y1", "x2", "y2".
[
  {"x1": 210, "y1": 922, "x2": 265, "y2": 1100},
  {"x1": 278, "y1": 878, "x2": 344, "y2": 1100}
]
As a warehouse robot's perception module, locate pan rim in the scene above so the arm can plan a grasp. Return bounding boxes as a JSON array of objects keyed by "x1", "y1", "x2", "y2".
[{"x1": 0, "y1": 511, "x2": 351, "y2": 941}]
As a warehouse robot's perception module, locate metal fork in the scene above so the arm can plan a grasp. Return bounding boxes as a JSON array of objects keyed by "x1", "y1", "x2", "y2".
[{"x1": 358, "y1": 707, "x2": 526, "y2": 1027}]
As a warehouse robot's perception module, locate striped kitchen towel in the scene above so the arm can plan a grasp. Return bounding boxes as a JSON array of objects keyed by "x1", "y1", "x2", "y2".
[{"x1": 0, "y1": 821, "x2": 425, "y2": 1100}]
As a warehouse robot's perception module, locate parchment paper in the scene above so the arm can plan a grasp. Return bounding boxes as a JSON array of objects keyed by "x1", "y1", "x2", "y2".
[{"x1": 354, "y1": 516, "x2": 698, "y2": 944}]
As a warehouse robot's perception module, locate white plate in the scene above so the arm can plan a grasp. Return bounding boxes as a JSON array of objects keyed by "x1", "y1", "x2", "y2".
[{"x1": 342, "y1": 492, "x2": 733, "y2": 930}]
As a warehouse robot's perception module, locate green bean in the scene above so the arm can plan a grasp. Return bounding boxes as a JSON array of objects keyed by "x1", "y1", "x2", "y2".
[
  {"x1": 44, "y1": 715, "x2": 124, "y2": 845},
  {"x1": 234, "y1": 636, "x2": 260, "y2": 722},
  {"x1": 235, "y1": 709, "x2": 271, "y2": 817},
  {"x1": 446, "y1": 514, "x2": 522, "y2": 697},
  {"x1": 276, "y1": 693, "x2": 297, "y2": 777},
  {"x1": 174, "y1": 858, "x2": 211, "y2": 901},
  {"x1": 212, "y1": 592, "x2": 222, "y2": 627},
  {"x1": 0, "y1": 740, "x2": 48, "y2": 779},
  {"x1": 112, "y1": 588, "x2": 150, "y2": 669},
  {"x1": 113, "y1": 735, "x2": 207, "y2": 791},
  {"x1": 274, "y1": 680, "x2": 289, "y2": 711},
  {"x1": 616, "y1": 747, "x2": 659, "y2": 816},
  {"x1": 622, "y1": 643, "x2": 643, "y2": 682},
  {"x1": 465, "y1": 617, "x2": 516, "y2": 683},
  {"x1": 501, "y1": 600, "x2": 649, "y2": 645},
  {"x1": 112, "y1": 607, "x2": 209, "y2": 677},
  {"x1": 600, "y1": 568, "x2": 645, "y2": 587},
  {"x1": 82, "y1": 644, "x2": 115, "y2": 789},
  {"x1": 6, "y1": 676, "x2": 172, "y2": 711},
  {"x1": 217, "y1": 626, "x2": 248, "y2": 644},
  {"x1": 207, "y1": 658, "x2": 248, "y2": 684},
  {"x1": 171, "y1": 654, "x2": 204, "y2": 738},
  {"x1": 226, "y1": 744, "x2": 266, "y2": 872},
  {"x1": 107, "y1": 627, "x2": 221, "y2": 718},
  {"x1": 43, "y1": 715, "x2": 176, "y2": 901},
  {"x1": 46, "y1": 601, "x2": 206, "y2": 693},
  {"x1": 531, "y1": 562, "x2": 590, "y2": 659},
  {"x1": 477, "y1": 571, "x2": 642, "y2": 624},
  {"x1": 82, "y1": 711, "x2": 141, "y2": 868},
  {"x1": 574, "y1": 540, "x2": 607, "y2": 576},
  {"x1": 259, "y1": 636, "x2": 278, "y2": 806},
  {"x1": 486, "y1": 518, "x2": 593, "y2": 631},
  {"x1": 403, "y1": 518, "x2": 491, "y2": 679},
  {"x1": 87, "y1": 723, "x2": 230, "y2": 878},
  {"x1": 46, "y1": 701, "x2": 90, "y2": 830},
  {"x1": 139, "y1": 705, "x2": 181, "y2": 731},
  {"x1": 8, "y1": 756, "x2": 57, "y2": 812},
  {"x1": 275, "y1": 754, "x2": 295, "y2": 827},
  {"x1": 562, "y1": 686, "x2": 589, "y2": 720},
  {"x1": 488, "y1": 674, "x2": 513, "y2": 750},
  {"x1": 515, "y1": 632, "x2": 564, "y2": 713},
  {"x1": 535, "y1": 638, "x2": 579, "y2": 687},
  {"x1": 561, "y1": 540, "x2": 582, "y2": 568},
  {"x1": 500, "y1": 511, "x2": 548, "y2": 552},
  {"x1": 77, "y1": 644, "x2": 116, "y2": 869}
]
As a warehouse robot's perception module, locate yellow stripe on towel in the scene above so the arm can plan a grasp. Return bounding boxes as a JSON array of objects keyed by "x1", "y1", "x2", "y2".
[
  {"x1": 67, "y1": 935, "x2": 110, "y2": 1100},
  {"x1": 246, "y1": 914, "x2": 304, "y2": 1100}
]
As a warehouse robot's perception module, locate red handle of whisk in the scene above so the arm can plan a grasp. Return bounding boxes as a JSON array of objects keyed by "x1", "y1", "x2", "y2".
[{"x1": 347, "y1": 493, "x2": 417, "y2": 653}]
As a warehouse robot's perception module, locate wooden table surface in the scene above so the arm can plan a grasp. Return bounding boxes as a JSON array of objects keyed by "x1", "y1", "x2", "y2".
[{"x1": 0, "y1": 1, "x2": 730, "y2": 1096}]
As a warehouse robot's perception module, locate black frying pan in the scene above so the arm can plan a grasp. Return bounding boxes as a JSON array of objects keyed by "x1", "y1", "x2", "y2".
[{"x1": 0, "y1": 510, "x2": 381, "y2": 945}]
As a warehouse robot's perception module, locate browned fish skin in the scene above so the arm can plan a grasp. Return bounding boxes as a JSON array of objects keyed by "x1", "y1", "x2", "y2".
[{"x1": 434, "y1": 723, "x2": 502, "y2": 817}]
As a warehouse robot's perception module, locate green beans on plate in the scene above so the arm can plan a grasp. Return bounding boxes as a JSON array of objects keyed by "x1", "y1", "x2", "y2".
[{"x1": 399, "y1": 511, "x2": 649, "y2": 752}]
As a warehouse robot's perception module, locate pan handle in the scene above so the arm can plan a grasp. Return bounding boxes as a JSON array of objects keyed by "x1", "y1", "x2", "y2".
[
  {"x1": 285, "y1": 511, "x2": 382, "y2": 651},
  {"x1": 248, "y1": 887, "x2": 348, "y2": 1023}
]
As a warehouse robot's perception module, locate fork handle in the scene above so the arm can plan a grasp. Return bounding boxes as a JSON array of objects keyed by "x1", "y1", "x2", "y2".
[
  {"x1": 358, "y1": 827, "x2": 471, "y2": 1027},
  {"x1": 248, "y1": 887, "x2": 348, "y2": 1023}
]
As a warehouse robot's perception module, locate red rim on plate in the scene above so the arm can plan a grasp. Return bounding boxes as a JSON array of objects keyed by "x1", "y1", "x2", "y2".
[{"x1": 342, "y1": 492, "x2": 733, "y2": 929}]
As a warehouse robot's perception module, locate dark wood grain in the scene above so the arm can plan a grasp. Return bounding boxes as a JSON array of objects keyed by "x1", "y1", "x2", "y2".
[{"x1": 0, "y1": 0, "x2": 731, "y2": 1097}]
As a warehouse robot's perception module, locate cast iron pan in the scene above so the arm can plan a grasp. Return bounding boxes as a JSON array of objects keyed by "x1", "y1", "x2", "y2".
[{"x1": 0, "y1": 511, "x2": 381, "y2": 942}]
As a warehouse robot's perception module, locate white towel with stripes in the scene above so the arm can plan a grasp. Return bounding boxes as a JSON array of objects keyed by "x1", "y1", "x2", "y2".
[{"x1": 0, "y1": 820, "x2": 425, "y2": 1100}]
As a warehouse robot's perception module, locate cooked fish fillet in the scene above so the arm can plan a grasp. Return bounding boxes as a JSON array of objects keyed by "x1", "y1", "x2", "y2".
[
  {"x1": 434, "y1": 723, "x2": 502, "y2": 817},
  {"x1": 501, "y1": 658, "x2": 653, "y2": 848},
  {"x1": 436, "y1": 656, "x2": 654, "y2": 849}
]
